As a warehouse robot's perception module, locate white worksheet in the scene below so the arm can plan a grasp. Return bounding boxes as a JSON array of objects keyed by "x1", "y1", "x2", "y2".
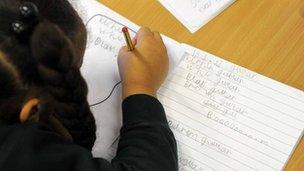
[
  {"x1": 71, "y1": 0, "x2": 304, "y2": 170},
  {"x1": 157, "y1": 44, "x2": 304, "y2": 170},
  {"x1": 69, "y1": 0, "x2": 183, "y2": 159},
  {"x1": 158, "y1": 0, "x2": 236, "y2": 33}
]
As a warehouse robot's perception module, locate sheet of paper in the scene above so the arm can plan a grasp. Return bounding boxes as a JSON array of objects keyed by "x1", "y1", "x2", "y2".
[
  {"x1": 158, "y1": 0, "x2": 236, "y2": 33},
  {"x1": 70, "y1": 0, "x2": 183, "y2": 158},
  {"x1": 157, "y1": 43, "x2": 304, "y2": 170},
  {"x1": 70, "y1": 0, "x2": 304, "y2": 170}
]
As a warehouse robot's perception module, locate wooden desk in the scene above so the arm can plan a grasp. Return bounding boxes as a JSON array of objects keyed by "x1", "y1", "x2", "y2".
[{"x1": 99, "y1": 0, "x2": 304, "y2": 170}]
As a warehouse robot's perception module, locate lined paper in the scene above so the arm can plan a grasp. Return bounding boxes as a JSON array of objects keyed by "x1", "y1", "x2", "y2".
[
  {"x1": 71, "y1": 0, "x2": 183, "y2": 159},
  {"x1": 158, "y1": 44, "x2": 304, "y2": 170},
  {"x1": 71, "y1": 0, "x2": 304, "y2": 170},
  {"x1": 158, "y1": 0, "x2": 236, "y2": 33}
]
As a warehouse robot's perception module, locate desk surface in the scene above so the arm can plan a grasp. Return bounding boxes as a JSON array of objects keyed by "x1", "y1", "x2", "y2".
[{"x1": 99, "y1": 0, "x2": 304, "y2": 170}]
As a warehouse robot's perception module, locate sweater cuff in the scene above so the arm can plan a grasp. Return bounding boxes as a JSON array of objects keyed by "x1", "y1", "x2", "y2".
[{"x1": 122, "y1": 94, "x2": 168, "y2": 125}]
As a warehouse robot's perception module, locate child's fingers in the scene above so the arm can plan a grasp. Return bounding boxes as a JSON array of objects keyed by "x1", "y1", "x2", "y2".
[
  {"x1": 136, "y1": 27, "x2": 153, "y2": 42},
  {"x1": 119, "y1": 46, "x2": 129, "y2": 55},
  {"x1": 138, "y1": 27, "x2": 153, "y2": 36},
  {"x1": 153, "y1": 31, "x2": 164, "y2": 44},
  {"x1": 132, "y1": 35, "x2": 138, "y2": 46}
]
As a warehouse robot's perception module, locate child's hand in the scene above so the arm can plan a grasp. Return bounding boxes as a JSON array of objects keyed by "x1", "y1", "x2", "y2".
[{"x1": 118, "y1": 27, "x2": 169, "y2": 99}]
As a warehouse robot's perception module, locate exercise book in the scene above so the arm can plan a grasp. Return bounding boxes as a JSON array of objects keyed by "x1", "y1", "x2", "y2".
[{"x1": 70, "y1": 0, "x2": 304, "y2": 170}]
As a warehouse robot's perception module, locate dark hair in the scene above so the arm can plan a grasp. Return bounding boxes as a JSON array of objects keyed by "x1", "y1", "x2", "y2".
[{"x1": 0, "y1": 0, "x2": 96, "y2": 150}]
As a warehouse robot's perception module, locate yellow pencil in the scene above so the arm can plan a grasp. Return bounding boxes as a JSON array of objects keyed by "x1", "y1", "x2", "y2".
[{"x1": 122, "y1": 26, "x2": 135, "y2": 51}]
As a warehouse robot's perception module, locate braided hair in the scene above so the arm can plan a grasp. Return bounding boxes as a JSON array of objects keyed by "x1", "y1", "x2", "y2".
[{"x1": 0, "y1": 0, "x2": 96, "y2": 150}]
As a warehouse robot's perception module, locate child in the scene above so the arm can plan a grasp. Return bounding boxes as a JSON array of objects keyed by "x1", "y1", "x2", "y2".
[
  {"x1": 0, "y1": 0, "x2": 96, "y2": 150},
  {"x1": 0, "y1": 0, "x2": 178, "y2": 171}
]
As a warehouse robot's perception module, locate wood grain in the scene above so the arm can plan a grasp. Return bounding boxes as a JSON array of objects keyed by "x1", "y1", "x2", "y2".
[{"x1": 98, "y1": 0, "x2": 304, "y2": 170}]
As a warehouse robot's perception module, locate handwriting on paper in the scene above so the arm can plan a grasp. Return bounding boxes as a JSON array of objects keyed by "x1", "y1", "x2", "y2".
[
  {"x1": 81, "y1": 13, "x2": 136, "y2": 158},
  {"x1": 158, "y1": 45, "x2": 304, "y2": 170},
  {"x1": 86, "y1": 14, "x2": 136, "y2": 58},
  {"x1": 178, "y1": 151, "x2": 213, "y2": 171},
  {"x1": 169, "y1": 117, "x2": 232, "y2": 155},
  {"x1": 191, "y1": 0, "x2": 226, "y2": 13}
]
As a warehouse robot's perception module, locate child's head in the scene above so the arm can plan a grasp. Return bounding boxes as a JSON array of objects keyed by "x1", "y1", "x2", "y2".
[{"x1": 0, "y1": 0, "x2": 96, "y2": 149}]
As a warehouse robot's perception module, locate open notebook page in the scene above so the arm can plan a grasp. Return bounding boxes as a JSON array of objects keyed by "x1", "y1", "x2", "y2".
[
  {"x1": 157, "y1": 44, "x2": 304, "y2": 170},
  {"x1": 158, "y1": 0, "x2": 236, "y2": 33},
  {"x1": 69, "y1": 0, "x2": 183, "y2": 158},
  {"x1": 70, "y1": 0, "x2": 304, "y2": 169}
]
